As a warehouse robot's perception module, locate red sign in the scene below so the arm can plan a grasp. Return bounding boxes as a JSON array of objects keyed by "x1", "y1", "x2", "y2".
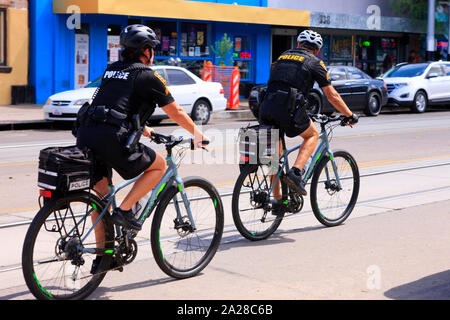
[{"x1": 239, "y1": 51, "x2": 252, "y2": 59}]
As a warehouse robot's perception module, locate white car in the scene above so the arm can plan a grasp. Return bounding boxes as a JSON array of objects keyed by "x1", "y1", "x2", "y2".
[
  {"x1": 382, "y1": 61, "x2": 450, "y2": 113},
  {"x1": 43, "y1": 66, "x2": 227, "y2": 124}
]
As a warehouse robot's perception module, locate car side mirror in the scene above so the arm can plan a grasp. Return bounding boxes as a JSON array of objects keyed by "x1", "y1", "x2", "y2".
[{"x1": 427, "y1": 73, "x2": 439, "y2": 79}]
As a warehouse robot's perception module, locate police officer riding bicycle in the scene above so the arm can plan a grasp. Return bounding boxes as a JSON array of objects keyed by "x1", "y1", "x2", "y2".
[
  {"x1": 259, "y1": 30, "x2": 358, "y2": 211},
  {"x1": 75, "y1": 25, "x2": 208, "y2": 246}
]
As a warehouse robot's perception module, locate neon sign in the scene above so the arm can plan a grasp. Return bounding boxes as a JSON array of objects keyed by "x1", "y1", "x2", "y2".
[{"x1": 239, "y1": 51, "x2": 252, "y2": 59}]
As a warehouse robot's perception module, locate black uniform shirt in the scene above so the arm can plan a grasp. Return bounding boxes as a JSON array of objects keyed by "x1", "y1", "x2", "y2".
[{"x1": 93, "y1": 61, "x2": 175, "y2": 123}]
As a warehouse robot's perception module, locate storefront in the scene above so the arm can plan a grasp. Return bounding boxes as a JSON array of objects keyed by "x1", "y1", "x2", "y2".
[{"x1": 30, "y1": 0, "x2": 308, "y2": 104}]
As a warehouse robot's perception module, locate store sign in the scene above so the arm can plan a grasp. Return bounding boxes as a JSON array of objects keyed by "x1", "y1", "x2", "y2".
[
  {"x1": 75, "y1": 34, "x2": 89, "y2": 89},
  {"x1": 107, "y1": 35, "x2": 120, "y2": 63},
  {"x1": 240, "y1": 51, "x2": 252, "y2": 59},
  {"x1": 437, "y1": 41, "x2": 448, "y2": 49}
]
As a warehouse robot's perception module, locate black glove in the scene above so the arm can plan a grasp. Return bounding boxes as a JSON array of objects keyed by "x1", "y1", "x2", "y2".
[{"x1": 341, "y1": 114, "x2": 359, "y2": 126}]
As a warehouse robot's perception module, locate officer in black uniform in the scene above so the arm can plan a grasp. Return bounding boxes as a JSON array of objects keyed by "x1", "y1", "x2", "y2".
[
  {"x1": 76, "y1": 25, "x2": 208, "y2": 235},
  {"x1": 259, "y1": 30, "x2": 358, "y2": 209}
]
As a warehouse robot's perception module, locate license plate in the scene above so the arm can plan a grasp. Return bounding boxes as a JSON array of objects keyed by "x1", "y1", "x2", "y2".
[{"x1": 53, "y1": 110, "x2": 62, "y2": 116}]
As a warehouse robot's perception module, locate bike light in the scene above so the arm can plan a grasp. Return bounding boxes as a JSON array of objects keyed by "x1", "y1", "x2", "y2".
[{"x1": 39, "y1": 189, "x2": 52, "y2": 198}]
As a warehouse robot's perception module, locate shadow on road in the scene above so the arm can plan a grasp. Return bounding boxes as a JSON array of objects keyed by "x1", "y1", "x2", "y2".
[{"x1": 384, "y1": 269, "x2": 450, "y2": 300}]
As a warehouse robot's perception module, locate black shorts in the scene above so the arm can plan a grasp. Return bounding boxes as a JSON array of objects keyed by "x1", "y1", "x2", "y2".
[
  {"x1": 76, "y1": 123, "x2": 156, "y2": 183},
  {"x1": 259, "y1": 99, "x2": 311, "y2": 138}
]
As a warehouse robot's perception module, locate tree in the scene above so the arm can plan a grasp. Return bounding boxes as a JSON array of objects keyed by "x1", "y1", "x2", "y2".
[
  {"x1": 211, "y1": 33, "x2": 234, "y2": 66},
  {"x1": 389, "y1": 0, "x2": 428, "y2": 20}
]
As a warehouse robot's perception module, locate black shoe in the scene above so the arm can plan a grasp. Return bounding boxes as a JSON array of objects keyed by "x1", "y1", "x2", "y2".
[
  {"x1": 271, "y1": 200, "x2": 288, "y2": 216},
  {"x1": 90, "y1": 256, "x2": 102, "y2": 274},
  {"x1": 285, "y1": 168, "x2": 307, "y2": 196},
  {"x1": 110, "y1": 207, "x2": 142, "y2": 231},
  {"x1": 90, "y1": 256, "x2": 123, "y2": 274}
]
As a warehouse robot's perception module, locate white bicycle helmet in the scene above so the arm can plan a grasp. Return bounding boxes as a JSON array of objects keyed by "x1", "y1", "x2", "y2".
[{"x1": 297, "y1": 30, "x2": 323, "y2": 49}]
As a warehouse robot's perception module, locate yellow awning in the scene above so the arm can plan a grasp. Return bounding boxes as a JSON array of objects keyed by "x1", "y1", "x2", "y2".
[{"x1": 53, "y1": 0, "x2": 310, "y2": 27}]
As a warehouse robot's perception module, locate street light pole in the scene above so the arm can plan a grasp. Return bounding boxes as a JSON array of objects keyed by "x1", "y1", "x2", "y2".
[{"x1": 427, "y1": 0, "x2": 436, "y2": 61}]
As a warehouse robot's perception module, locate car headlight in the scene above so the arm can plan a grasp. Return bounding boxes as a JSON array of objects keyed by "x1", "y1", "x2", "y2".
[
  {"x1": 249, "y1": 91, "x2": 258, "y2": 98},
  {"x1": 395, "y1": 83, "x2": 409, "y2": 89},
  {"x1": 73, "y1": 99, "x2": 90, "y2": 106},
  {"x1": 46, "y1": 98, "x2": 52, "y2": 105}
]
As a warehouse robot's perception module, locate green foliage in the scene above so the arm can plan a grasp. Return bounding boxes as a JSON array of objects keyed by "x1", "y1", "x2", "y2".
[
  {"x1": 389, "y1": 0, "x2": 428, "y2": 20},
  {"x1": 211, "y1": 33, "x2": 233, "y2": 66}
]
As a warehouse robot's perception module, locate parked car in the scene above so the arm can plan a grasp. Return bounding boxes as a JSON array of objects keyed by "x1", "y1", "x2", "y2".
[
  {"x1": 381, "y1": 61, "x2": 450, "y2": 113},
  {"x1": 249, "y1": 65, "x2": 388, "y2": 119},
  {"x1": 43, "y1": 66, "x2": 227, "y2": 125}
]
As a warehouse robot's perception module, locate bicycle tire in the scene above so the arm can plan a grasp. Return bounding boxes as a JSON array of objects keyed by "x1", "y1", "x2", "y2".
[
  {"x1": 150, "y1": 177, "x2": 224, "y2": 279},
  {"x1": 310, "y1": 150, "x2": 360, "y2": 227},
  {"x1": 232, "y1": 164, "x2": 285, "y2": 241},
  {"x1": 22, "y1": 192, "x2": 114, "y2": 300}
]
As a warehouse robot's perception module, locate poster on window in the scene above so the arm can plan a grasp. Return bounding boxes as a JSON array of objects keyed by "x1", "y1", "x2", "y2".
[
  {"x1": 75, "y1": 34, "x2": 89, "y2": 89},
  {"x1": 107, "y1": 35, "x2": 121, "y2": 64}
]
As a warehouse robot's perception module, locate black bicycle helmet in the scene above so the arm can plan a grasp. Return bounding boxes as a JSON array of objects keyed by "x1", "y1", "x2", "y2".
[{"x1": 120, "y1": 24, "x2": 160, "y2": 49}]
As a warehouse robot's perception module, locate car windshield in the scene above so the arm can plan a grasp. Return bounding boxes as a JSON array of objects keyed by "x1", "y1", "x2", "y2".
[
  {"x1": 383, "y1": 64, "x2": 428, "y2": 78},
  {"x1": 85, "y1": 76, "x2": 102, "y2": 88}
]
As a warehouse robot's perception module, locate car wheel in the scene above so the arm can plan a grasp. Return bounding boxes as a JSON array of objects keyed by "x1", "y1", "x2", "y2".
[
  {"x1": 364, "y1": 92, "x2": 381, "y2": 116},
  {"x1": 307, "y1": 92, "x2": 322, "y2": 115},
  {"x1": 411, "y1": 91, "x2": 427, "y2": 113},
  {"x1": 192, "y1": 99, "x2": 211, "y2": 125}
]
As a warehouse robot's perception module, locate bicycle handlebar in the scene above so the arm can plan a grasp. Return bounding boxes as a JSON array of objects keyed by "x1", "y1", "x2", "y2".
[{"x1": 150, "y1": 132, "x2": 210, "y2": 151}]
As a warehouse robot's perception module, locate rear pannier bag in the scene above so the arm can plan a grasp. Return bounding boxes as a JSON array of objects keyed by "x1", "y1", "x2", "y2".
[
  {"x1": 38, "y1": 146, "x2": 94, "y2": 193},
  {"x1": 238, "y1": 124, "x2": 278, "y2": 166}
]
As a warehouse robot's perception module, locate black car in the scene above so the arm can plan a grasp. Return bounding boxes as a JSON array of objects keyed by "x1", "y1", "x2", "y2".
[{"x1": 249, "y1": 65, "x2": 388, "y2": 118}]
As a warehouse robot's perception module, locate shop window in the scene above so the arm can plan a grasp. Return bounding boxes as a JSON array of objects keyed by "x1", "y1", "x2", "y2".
[
  {"x1": 330, "y1": 36, "x2": 352, "y2": 61},
  {"x1": 147, "y1": 21, "x2": 178, "y2": 57},
  {"x1": 0, "y1": 8, "x2": 6, "y2": 66},
  {"x1": 107, "y1": 25, "x2": 122, "y2": 64},
  {"x1": 233, "y1": 36, "x2": 252, "y2": 81},
  {"x1": 74, "y1": 24, "x2": 90, "y2": 89},
  {"x1": 166, "y1": 69, "x2": 196, "y2": 86},
  {"x1": 180, "y1": 23, "x2": 209, "y2": 58}
]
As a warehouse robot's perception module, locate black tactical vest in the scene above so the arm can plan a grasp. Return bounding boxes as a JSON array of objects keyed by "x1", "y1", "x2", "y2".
[
  {"x1": 92, "y1": 61, "x2": 155, "y2": 122},
  {"x1": 268, "y1": 48, "x2": 315, "y2": 96}
]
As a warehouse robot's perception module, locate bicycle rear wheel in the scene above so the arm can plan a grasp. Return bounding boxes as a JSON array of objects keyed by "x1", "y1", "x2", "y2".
[
  {"x1": 232, "y1": 164, "x2": 285, "y2": 241},
  {"x1": 150, "y1": 177, "x2": 224, "y2": 279},
  {"x1": 310, "y1": 150, "x2": 360, "y2": 227},
  {"x1": 22, "y1": 192, "x2": 114, "y2": 300}
]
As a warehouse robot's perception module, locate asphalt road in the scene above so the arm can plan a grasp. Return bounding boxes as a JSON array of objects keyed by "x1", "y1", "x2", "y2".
[{"x1": 1, "y1": 109, "x2": 450, "y2": 301}]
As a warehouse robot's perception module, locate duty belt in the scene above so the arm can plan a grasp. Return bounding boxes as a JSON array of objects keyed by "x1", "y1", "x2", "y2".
[{"x1": 87, "y1": 105, "x2": 129, "y2": 128}]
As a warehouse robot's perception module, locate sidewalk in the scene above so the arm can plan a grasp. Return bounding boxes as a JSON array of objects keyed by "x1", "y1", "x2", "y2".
[{"x1": 0, "y1": 99, "x2": 254, "y2": 129}]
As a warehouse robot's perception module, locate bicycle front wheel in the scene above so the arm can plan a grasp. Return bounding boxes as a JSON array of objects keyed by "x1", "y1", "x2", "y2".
[
  {"x1": 232, "y1": 164, "x2": 285, "y2": 241},
  {"x1": 310, "y1": 150, "x2": 360, "y2": 227},
  {"x1": 22, "y1": 192, "x2": 114, "y2": 300},
  {"x1": 150, "y1": 177, "x2": 224, "y2": 279}
]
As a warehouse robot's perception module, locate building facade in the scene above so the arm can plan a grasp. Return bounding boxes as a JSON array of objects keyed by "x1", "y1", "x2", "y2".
[
  {"x1": 0, "y1": 0, "x2": 29, "y2": 105},
  {"x1": 29, "y1": 0, "x2": 430, "y2": 104}
]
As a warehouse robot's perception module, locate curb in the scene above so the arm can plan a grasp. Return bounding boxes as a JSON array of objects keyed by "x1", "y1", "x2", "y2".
[{"x1": 212, "y1": 109, "x2": 255, "y2": 120}]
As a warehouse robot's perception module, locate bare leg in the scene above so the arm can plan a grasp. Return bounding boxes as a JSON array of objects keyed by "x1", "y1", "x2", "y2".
[
  {"x1": 293, "y1": 121, "x2": 319, "y2": 170},
  {"x1": 270, "y1": 139, "x2": 283, "y2": 201},
  {"x1": 91, "y1": 177, "x2": 110, "y2": 250},
  {"x1": 120, "y1": 153, "x2": 167, "y2": 211}
]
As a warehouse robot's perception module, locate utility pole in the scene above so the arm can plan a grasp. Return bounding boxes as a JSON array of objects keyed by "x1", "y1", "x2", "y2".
[{"x1": 427, "y1": 0, "x2": 436, "y2": 61}]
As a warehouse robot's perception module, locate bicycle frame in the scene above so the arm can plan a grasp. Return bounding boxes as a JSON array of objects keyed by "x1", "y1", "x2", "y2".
[
  {"x1": 79, "y1": 155, "x2": 195, "y2": 255},
  {"x1": 266, "y1": 124, "x2": 343, "y2": 198}
]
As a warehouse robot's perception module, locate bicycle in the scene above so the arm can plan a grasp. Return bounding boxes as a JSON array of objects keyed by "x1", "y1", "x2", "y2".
[
  {"x1": 232, "y1": 114, "x2": 360, "y2": 241},
  {"x1": 22, "y1": 132, "x2": 224, "y2": 300}
]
